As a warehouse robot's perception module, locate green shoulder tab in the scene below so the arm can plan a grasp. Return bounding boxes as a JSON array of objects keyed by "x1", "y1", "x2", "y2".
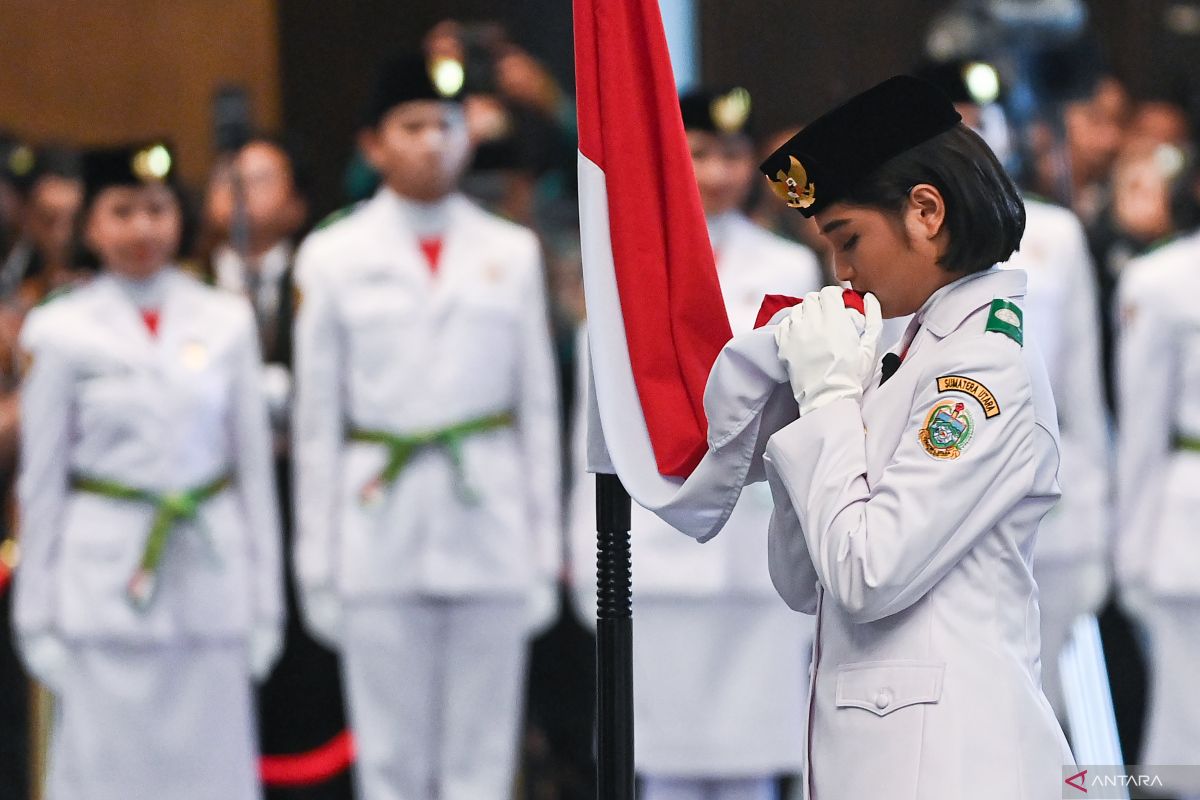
[
  {"x1": 1146, "y1": 232, "x2": 1180, "y2": 254},
  {"x1": 984, "y1": 298, "x2": 1023, "y2": 346},
  {"x1": 314, "y1": 201, "x2": 365, "y2": 231},
  {"x1": 36, "y1": 284, "x2": 76, "y2": 308}
]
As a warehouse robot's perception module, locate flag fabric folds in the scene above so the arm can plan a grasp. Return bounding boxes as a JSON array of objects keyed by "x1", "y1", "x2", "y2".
[{"x1": 574, "y1": 0, "x2": 733, "y2": 498}]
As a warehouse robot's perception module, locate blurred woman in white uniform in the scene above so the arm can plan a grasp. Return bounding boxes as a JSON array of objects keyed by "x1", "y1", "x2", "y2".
[
  {"x1": 1116, "y1": 212, "x2": 1200, "y2": 800},
  {"x1": 12, "y1": 143, "x2": 284, "y2": 800},
  {"x1": 572, "y1": 88, "x2": 820, "y2": 800}
]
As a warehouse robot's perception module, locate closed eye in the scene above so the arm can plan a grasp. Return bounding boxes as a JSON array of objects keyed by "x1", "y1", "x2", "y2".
[{"x1": 841, "y1": 234, "x2": 859, "y2": 253}]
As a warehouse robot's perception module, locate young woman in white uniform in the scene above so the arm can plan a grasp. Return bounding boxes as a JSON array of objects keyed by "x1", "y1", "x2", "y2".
[
  {"x1": 13, "y1": 142, "x2": 284, "y2": 800},
  {"x1": 572, "y1": 87, "x2": 820, "y2": 800},
  {"x1": 1116, "y1": 225, "x2": 1200, "y2": 800},
  {"x1": 760, "y1": 77, "x2": 1073, "y2": 800}
]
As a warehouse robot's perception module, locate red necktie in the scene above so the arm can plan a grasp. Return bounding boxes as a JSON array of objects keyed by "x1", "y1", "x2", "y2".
[
  {"x1": 419, "y1": 238, "x2": 443, "y2": 275},
  {"x1": 141, "y1": 309, "x2": 160, "y2": 337}
]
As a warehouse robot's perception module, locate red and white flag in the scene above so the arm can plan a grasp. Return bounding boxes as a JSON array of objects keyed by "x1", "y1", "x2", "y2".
[{"x1": 574, "y1": 0, "x2": 732, "y2": 505}]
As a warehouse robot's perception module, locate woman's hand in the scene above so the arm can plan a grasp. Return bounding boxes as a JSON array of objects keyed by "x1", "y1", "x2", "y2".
[{"x1": 774, "y1": 286, "x2": 882, "y2": 415}]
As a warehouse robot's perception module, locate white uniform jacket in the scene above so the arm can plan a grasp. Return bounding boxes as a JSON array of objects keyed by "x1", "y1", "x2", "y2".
[
  {"x1": 14, "y1": 269, "x2": 284, "y2": 642},
  {"x1": 1007, "y1": 199, "x2": 1111, "y2": 565},
  {"x1": 292, "y1": 189, "x2": 561, "y2": 599},
  {"x1": 764, "y1": 268, "x2": 1073, "y2": 800},
  {"x1": 1115, "y1": 231, "x2": 1200, "y2": 601},
  {"x1": 572, "y1": 212, "x2": 821, "y2": 599}
]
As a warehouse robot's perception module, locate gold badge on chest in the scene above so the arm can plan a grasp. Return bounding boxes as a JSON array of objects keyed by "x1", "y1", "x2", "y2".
[
  {"x1": 483, "y1": 263, "x2": 504, "y2": 285},
  {"x1": 181, "y1": 340, "x2": 209, "y2": 371}
]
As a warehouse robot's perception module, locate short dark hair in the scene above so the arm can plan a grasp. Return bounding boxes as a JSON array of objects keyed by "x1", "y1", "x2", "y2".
[{"x1": 838, "y1": 123, "x2": 1025, "y2": 273}]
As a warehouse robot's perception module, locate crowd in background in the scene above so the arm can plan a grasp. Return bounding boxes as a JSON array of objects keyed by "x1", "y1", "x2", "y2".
[{"x1": 2, "y1": 14, "x2": 1200, "y2": 800}]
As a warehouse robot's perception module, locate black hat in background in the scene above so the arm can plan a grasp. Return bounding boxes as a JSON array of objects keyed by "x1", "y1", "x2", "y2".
[
  {"x1": 760, "y1": 76, "x2": 962, "y2": 217},
  {"x1": 81, "y1": 141, "x2": 177, "y2": 202},
  {"x1": 913, "y1": 59, "x2": 1004, "y2": 107},
  {"x1": 679, "y1": 86, "x2": 754, "y2": 137},
  {"x1": 364, "y1": 53, "x2": 466, "y2": 127}
]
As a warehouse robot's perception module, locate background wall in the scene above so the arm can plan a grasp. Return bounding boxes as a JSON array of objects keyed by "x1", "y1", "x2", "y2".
[
  {"x1": 2, "y1": 0, "x2": 1195, "y2": 207},
  {"x1": 0, "y1": 0, "x2": 281, "y2": 186}
]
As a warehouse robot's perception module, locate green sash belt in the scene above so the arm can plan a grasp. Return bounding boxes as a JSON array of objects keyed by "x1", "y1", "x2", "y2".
[
  {"x1": 1176, "y1": 434, "x2": 1200, "y2": 453},
  {"x1": 348, "y1": 411, "x2": 514, "y2": 506},
  {"x1": 71, "y1": 473, "x2": 231, "y2": 611}
]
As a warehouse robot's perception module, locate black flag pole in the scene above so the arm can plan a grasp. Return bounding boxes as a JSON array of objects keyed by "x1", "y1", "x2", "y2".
[{"x1": 595, "y1": 472, "x2": 634, "y2": 800}]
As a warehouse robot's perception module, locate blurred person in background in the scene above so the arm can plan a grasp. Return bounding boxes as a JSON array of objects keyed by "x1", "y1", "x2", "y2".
[
  {"x1": 208, "y1": 135, "x2": 307, "y2": 420},
  {"x1": 1114, "y1": 155, "x2": 1200, "y2": 800},
  {"x1": 570, "y1": 87, "x2": 821, "y2": 800},
  {"x1": 206, "y1": 135, "x2": 354, "y2": 800},
  {"x1": 1, "y1": 134, "x2": 34, "y2": 266},
  {"x1": 918, "y1": 57, "x2": 1114, "y2": 728},
  {"x1": 0, "y1": 126, "x2": 32, "y2": 800},
  {"x1": 12, "y1": 141, "x2": 285, "y2": 800},
  {"x1": 0, "y1": 146, "x2": 88, "y2": 307},
  {"x1": 1085, "y1": 109, "x2": 1191, "y2": 411},
  {"x1": 292, "y1": 53, "x2": 561, "y2": 800},
  {"x1": 424, "y1": 19, "x2": 576, "y2": 225}
]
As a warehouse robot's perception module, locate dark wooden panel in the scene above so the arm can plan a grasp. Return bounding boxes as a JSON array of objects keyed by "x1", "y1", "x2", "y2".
[{"x1": 0, "y1": 0, "x2": 282, "y2": 186}]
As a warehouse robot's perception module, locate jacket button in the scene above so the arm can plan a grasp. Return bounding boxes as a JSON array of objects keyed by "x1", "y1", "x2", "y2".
[{"x1": 874, "y1": 690, "x2": 892, "y2": 710}]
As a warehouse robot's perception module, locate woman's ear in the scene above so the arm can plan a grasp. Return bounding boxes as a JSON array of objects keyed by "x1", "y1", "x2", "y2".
[{"x1": 905, "y1": 183, "x2": 947, "y2": 241}]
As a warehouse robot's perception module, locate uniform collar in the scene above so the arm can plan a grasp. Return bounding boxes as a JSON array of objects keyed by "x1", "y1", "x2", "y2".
[
  {"x1": 376, "y1": 186, "x2": 461, "y2": 238},
  {"x1": 914, "y1": 266, "x2": 1027, "y2": 339}
]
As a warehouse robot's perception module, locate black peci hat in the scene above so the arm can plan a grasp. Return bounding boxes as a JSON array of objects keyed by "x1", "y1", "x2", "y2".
[
  {"x1": 81, "y1": 141, "x2": 177, "y2": 201},
  {"x1": 679, "y1": 86, "x2": 754, "y2": 136},
  {"x1": 760, "y1": 76, "x2": 962, "y2": 217},
  {"x1": 364, "y1": 53, "x2": 465, "y2": 127}
]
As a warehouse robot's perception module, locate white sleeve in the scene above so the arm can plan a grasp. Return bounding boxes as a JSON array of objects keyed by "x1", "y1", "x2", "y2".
[
  {"x1": 516, "y1": 238, "x2": 563, "y2": 585},
  {"x1": 291, "y1": 243, "x2": 345, "y2": 593},
  {"x1": 763, "y1": 339, "x2": 1051, "y2": 623},
  {"x1": 13, "y1": 310, "x2": 74, "y2": 635},
  {"x1": 230, "y1": 304, "x2": 285, "y2": 627}
]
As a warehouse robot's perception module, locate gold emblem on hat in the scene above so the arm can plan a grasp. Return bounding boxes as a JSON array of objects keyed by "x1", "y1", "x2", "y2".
[
  {"x1": 131, "y1": 144, "x2": 172, "y2": 183},
  {"x1": 429, "y1": 56, "x2": 465, "y2": 98},
  {"x1": 7, "y1": 144, "x2": 35, "y2": 178},
  {"x1": 710, "y1": 87, "x2": 751, "y2": 134},
  {"x1": 181, "y1": 341, "x2": 208, "y2": 371},
  {"x1": 770, "y1": 155, "x2": 816, "y2": 209}
]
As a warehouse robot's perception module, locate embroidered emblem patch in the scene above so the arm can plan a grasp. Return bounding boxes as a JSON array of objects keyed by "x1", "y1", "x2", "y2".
[
  {"x1": 936, "y1": 375, "x2": 1001, "y2": 418},
  {"x1": 918, "y1": 400, "x2": 974, "y2": 460},
  {"x1": 769, "y1": 155, "x2": 816, "y2": 210},
  {"x1": 181, "y1": 341, "x2": 209, "y2": 371},
  {"x1": 985, "y1": 298, "x2": 1023, "y2": 346}
]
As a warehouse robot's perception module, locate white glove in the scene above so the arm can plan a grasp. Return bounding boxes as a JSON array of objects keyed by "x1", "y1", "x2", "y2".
[
  {"x1": 19, "y1": 631, "x2": 71, "y2": 693},
  {"x1": 249, "y1": 624, "x2": 285, "y2": 683},
  {"x1": 261, "y1": 364, "x2": 292, "y2": 425},
  {"x1": 774, "y1": 287, "x2": 882, "y2": 415},
  {"x1": 526, "y1": 579, "x2": 560, "y2": 637},
  {"x1": 299, "y1": 585, "x2": 343, "y2": 651}
]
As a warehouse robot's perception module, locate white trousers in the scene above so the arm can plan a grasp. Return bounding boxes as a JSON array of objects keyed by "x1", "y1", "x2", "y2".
[
  {"x1": 342, "y1": 596, "x2": 528, "y2": 800},
  {"x1": 1141, "y1": 600, "x2": 1200, "y2": 792},
  {"x1": 46, "y1": 641, "x2": 260, "y2": 800},
  {"x1": 642, "y1": 775, "x2": 778, "y2": 800}
]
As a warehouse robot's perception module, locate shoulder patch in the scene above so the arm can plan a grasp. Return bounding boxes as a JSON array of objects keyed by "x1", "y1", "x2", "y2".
[
  {"x1": 918, "y1": 400, "x2": 975, "y2": 460},
  {"x1": 35, "y1": 284, "x2": 75, "y2": 307},
  {"x1": 314, "y1": 201, "x2": 365, "y2": 231},
  {"x1": 984, "y1": 298, "x2": 1023, "y2": 346},
  {"x1": 936, "y1": 375, "x2": 1001, "y2": 418}
]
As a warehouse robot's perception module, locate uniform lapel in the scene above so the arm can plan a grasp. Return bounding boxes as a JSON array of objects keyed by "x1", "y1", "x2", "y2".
[
  {"x1": 375, "y1": 190, "x2": 437, "y2": 295},
  {"x1": 93, "y1": 274, "x2": 157, "y2": 365},
  {"x1": 428, "y1": 195, "x2": 477, "y2": 315}
]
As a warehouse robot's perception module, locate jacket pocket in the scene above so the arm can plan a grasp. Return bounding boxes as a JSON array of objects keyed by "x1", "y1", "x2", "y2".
[{"x1": 835, "y1": 660, "x2": 945, "y2": 716}]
